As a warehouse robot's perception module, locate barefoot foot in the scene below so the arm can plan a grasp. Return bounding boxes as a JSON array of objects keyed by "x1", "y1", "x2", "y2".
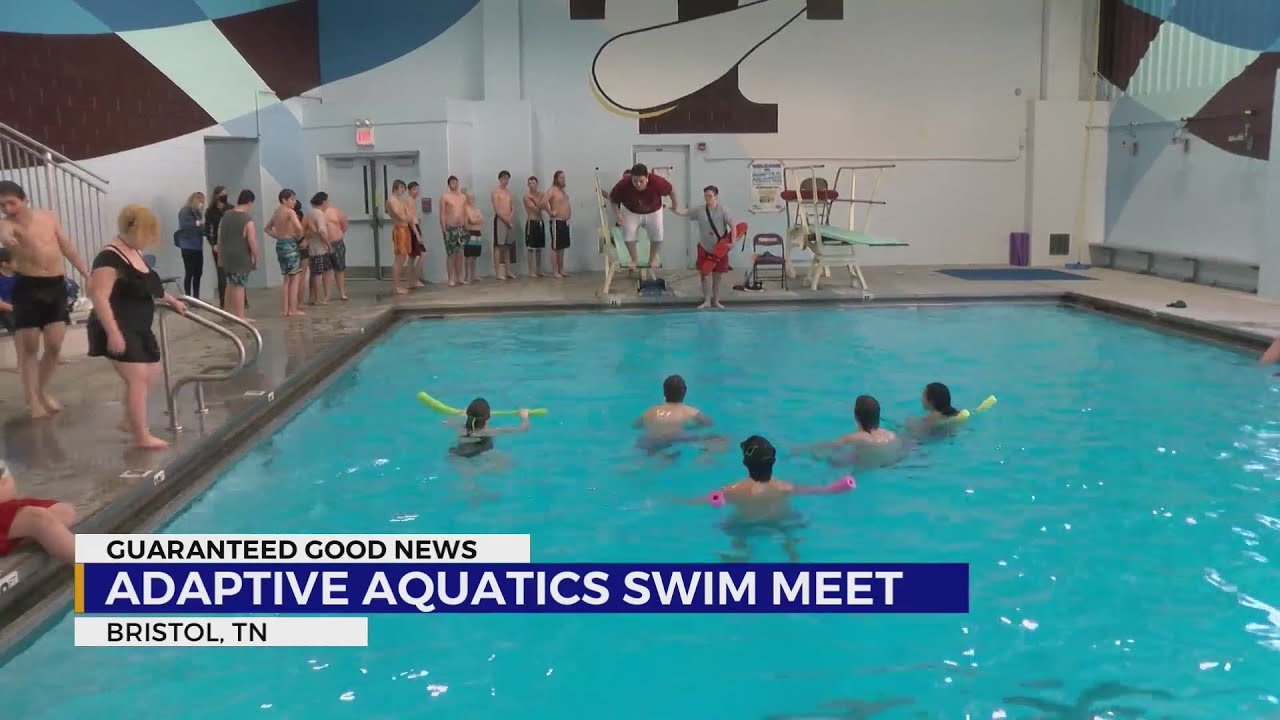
[
  {"x1": 134, "y1": 433, "x2": 169, "y2": 450},
  {"x1": 713, "y1": 302, "x2": 726, "y2": 309},
  {"x1": 393, "y1": 287, "x2": 410, "y2": 295},
  {"x1": 41, "y1": 394, "x2": 63, "y2": 413},
  {"x1": 697, "y1": 302, "x2": 711, "y2": 310}
]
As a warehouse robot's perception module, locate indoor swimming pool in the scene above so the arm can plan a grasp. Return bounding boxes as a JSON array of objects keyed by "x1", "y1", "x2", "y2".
[{"x1": 2, "y1": 303, "x2": 1278, "y2": 719}]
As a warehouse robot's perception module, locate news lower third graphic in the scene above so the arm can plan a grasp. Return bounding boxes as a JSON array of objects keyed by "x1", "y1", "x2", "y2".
[{"x1": 72, "y1": 535, "x2": 971, "y2": 648}]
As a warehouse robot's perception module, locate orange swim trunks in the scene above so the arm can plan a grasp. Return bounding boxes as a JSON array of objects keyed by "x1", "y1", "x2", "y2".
[{"x1": 392, "y1": 225, "x2": 412, "y2": 256}]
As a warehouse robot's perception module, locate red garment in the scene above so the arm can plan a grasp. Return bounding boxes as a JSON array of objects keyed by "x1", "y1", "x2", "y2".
[
  {"x1": 697, "y1": 242, "x2": 731, "y2": 275},
  {"x1": 609, "y1": 173, "x2": 673, "y2": 215},
  {"x1": 0, "y1": 498, "x2": 58, "y2": 555}
]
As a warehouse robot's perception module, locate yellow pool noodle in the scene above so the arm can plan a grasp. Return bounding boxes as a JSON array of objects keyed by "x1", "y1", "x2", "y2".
[
  {"x1": 417, "y1": 391, "x2": 548, "y2": 417},
  {"x1": 946, "y1": 395, "x2": 998, "y2": 422}
]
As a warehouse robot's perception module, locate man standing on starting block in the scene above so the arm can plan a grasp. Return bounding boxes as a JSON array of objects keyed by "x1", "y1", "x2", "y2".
[{"x1": 610, "y1": 163, "x2": 677, "y2": 272}]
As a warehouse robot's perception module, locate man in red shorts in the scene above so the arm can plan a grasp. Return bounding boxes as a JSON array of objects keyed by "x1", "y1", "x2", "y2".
[
  {"x1": 0, "y1": 459, "x2": 75, "y2": 562},
  {"x1": 673, "y1": 185, "x2": 734, "y2": 309}
]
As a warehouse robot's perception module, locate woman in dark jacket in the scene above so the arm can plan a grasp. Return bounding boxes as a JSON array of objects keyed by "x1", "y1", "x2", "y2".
[
  {"x1": 176, "y1": 192, "x2": 206, "y2": 297},
  {"x1": 205, "y1": 185, "x2": 235, "y2": 309}
]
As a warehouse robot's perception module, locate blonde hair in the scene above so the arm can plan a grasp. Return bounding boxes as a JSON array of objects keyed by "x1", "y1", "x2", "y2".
[
  {"x1": 117, "y1": 205, "x2": 160, "y2": 249},
  {"x1": 185, "y1": 191, "x2": 205, "y2": 210}
]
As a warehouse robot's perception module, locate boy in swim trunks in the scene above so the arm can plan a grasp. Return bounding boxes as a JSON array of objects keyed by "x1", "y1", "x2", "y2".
[
  {"x1": 462, "y1": 189, "x2": 484, "y2": 284},
  {"x1": 406, "y1": 182, "x2": 427, "y2": 288},
  {"x1": 303, "y1": 192, "x2": 334, "y2": 304},
  {"x1": 265, "y1": 189, "x2": 305, "y2": 317},
  {"x1": 491, "y1": 171, "x2": 517, "y2": 280},
  {"x1": 0, "y1": 459, "x2": 76, "y2": 563},
  {"x1": 694, "y1": 436, "x2": 857, "y2": 562},
  {"x1": 439, "y1": 176, "x2": 467, "y2": 286},
  {"x1": 523, "y1": 176, "x2": 546, "y2": 278},
  {"x1": 387, "y1": 180, "x2": 415, "y2": 295},
  {"x1": 0, "y1": 180, "x2": 93, "y2": 418}
]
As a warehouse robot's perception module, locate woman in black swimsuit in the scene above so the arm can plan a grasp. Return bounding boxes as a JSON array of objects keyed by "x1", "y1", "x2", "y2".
[
  {"x1": 87, "y1": 205, "x2": 187, "y2": 450},
  {"x1": 449, "y1": 399, "x2": 532, "y2": 458}
]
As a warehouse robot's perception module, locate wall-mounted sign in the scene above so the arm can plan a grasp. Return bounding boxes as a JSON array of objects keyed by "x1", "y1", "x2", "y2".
[
  {"x1": 748, "y1": 160, "x2": 784, "y2": 214},
  {"x1": 355, "y1": 119, "x2": 374, "y2": 148}
]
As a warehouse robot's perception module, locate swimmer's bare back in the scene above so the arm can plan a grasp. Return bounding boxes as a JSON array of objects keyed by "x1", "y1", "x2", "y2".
[{"x1": 721, "y1": 479, "x2": 796, "y2": 522}]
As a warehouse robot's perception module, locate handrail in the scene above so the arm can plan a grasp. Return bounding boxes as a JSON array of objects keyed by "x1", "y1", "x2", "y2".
[
  {"x1": 158, "y1": 293, "x2": 264, "y2": 431},
  {"x1": 0, "y1": 122, "x2": 110, "y2": 188}
]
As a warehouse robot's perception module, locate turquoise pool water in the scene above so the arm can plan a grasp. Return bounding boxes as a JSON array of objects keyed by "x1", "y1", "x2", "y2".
[{"x1": 3, "y1": 304, "x2": 1279, "y2": 719}]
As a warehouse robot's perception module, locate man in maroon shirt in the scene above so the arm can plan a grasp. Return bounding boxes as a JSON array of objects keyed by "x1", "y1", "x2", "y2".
[{"x1": 609, "y1": 163, "x2": 677, "y2": 271}]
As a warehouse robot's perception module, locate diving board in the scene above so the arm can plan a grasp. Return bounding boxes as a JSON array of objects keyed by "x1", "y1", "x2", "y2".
[
  {"x1": 782, "y1": 165, "x2": 907, "y2": 295},
  {"x1": 596, "y1": 168, "x2": 655, "y2": 295}
]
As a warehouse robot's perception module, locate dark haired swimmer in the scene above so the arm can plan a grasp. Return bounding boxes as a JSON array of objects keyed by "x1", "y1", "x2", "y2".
[
  {"x1": 799, "y1": 395, "x2": 903, "y2": 467},
  {"x1": 685, "y1": 436, "x2": 857, "y2": 562},
  {"x1": 448, "y1": 399, "x2": 531, "y2": 459},
  {"x1": 921, "y1": 382, "x2": 961, "y2": 427},
  {"x1": 634, "y1": 374, "x2": 727, "y2": 460}
]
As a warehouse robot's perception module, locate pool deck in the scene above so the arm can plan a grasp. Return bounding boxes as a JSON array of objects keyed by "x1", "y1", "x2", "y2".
[{"x1": 1, "y1": 264, "x2": 1278, "y2": 624}]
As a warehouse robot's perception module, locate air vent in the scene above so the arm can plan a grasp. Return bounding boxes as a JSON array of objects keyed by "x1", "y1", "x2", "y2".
[{"x1": 1049, "y1": 233, "x2": 1070, "y2": 256}]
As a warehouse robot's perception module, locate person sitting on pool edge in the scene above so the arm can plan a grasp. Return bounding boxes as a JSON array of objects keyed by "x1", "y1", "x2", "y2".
[
  {"x1": 634, "y1": 374, "x2": 728, "y2": 459},
  {"x1": 798, "y1": 394, "x2": 902, "y2": 467},
  {"x1": 0, "y1": 459, "x2": 76, "y2": 563},
  {"x1": 448, "y1": 398, "x2": 531, "y2": 459},
  {"x1": 687, "y1": 436, "x2": 857, "y2": 562}
]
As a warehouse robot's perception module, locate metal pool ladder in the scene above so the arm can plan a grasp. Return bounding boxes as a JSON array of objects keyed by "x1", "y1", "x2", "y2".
[{"x1": 157, "y1": 294, "x2": 264, "y2": 432}]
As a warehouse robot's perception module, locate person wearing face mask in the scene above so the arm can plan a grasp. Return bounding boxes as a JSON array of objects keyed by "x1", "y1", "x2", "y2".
[{"x1": 205, "y1": 186, "x2": 230, "y2": 308}]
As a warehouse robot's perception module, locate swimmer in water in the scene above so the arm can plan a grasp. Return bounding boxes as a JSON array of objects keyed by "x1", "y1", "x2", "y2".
[
  {"x1": 634, "y1": 374, "x2": 728, "y2": 460},
  {"x1": 799, "y1": 395, "x2": 903, "y2": 467},
  {"x1": 919, "y1": 382, "x2": 962, "y2": 431},
  {"x1": 448, "y1": 399, "x2": 531, "y2": 459},
  {"x1": 691, "y1": 435, "x2": 857, "y2": 562}
]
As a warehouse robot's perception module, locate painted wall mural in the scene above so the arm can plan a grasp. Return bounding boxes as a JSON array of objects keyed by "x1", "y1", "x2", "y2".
[
  {"x1": 1100, "y1": 0, "x2": 1280, "y2": 161},
  {"x1": 0, "y1": 0, "x2": 477, "y2": 161},
  {"x1": 575, "y1": 0, "x2": 842, "y2": 135}
]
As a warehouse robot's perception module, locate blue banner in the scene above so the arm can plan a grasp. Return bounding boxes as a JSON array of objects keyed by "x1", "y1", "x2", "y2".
[{"x1": 78, "y1": 563, "x2": 969, "y2": 614}]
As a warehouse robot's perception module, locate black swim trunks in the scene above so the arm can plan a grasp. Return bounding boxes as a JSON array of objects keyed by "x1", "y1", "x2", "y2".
[
  {"x1": 551, "y1": 219, "x2": 571, "y2": 251},
  {"x1": 12, "y1": 274, "x2": 70, "y2": 330},
  {"x1": 463, "y1": 230, "x2": 483, "y2": 258},
  {"x1": 525, "y1": 220, "x2": 545, "y2": 249}
]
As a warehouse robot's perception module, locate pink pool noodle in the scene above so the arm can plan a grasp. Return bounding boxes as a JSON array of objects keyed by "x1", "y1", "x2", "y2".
[
  {"x1": 708, "y1": 491, "x2": 725, "y2": 507},
  {"x1": 830, "y1": 476, "x2": 856, "y2": 493}
]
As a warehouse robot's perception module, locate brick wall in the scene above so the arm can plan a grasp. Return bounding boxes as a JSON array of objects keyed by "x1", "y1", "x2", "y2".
[{"x1": 0, "y1": 33, "x2": 214, "y2": 161}]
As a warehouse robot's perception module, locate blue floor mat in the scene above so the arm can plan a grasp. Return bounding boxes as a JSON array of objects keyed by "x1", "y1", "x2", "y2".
[{"x1": 937, "y1": 268, "x2": 1094, "y2": 281}]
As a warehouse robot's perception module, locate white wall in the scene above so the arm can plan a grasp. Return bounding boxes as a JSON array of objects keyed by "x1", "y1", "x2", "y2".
[
  {"x1": 1027, "y1": 100, "x2": 1110, "y2": 266},
  {"x1": 514, "y1": 0, "x2": 1069, "y2": 271},
  {"x1": 56, "y1": 0, "x2": 1098, "y2": 288}
]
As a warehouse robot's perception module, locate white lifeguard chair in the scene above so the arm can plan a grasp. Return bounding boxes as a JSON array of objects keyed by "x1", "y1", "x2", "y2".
[{"x1": 781, "y1": 164, "x2": 907, "y2": 297}]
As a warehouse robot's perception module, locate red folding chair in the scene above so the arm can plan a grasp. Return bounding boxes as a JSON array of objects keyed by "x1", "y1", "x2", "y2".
[{"x1": 748, "y1": 233, "x2": 787, "y2": 289}]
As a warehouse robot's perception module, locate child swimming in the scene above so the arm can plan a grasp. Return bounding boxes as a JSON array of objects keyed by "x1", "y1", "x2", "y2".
[
  {"x1": 799, "y1": 395, "x2": 904, "y2": 467},
  {"x1": 692, "y1": 435, "x2": 856, "y2": 562},
  {"x1": 910, "y1": 382, "x2": 964, "y2": 436},
  {"x1": 634, "y1": 374, "x2": 728, "y2": 459},
  {"x1": 448, "y1": 398, "x2": 531, "y2": 458}
]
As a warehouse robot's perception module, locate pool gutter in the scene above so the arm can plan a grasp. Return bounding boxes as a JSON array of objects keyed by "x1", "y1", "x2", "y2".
[{"x1": 0, "y1": 290, "x2": 1269, "y2": 661}]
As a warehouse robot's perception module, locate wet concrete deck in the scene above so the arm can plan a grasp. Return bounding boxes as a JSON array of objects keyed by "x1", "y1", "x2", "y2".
[{"x1": 1, "y1": 264, "x2": 1278, "y2": 599}]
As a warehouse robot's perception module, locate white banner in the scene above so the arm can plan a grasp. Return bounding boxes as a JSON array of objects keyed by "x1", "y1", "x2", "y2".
[
  {"x1": 74, "y1": 617, "x2": 368, "y2": 647},
  {"x1": 748, "y1": 161, "x2": 785, "y2": 214},
  {"x1": 75, "y1": 534, "x2": 532, "y2": 564}
]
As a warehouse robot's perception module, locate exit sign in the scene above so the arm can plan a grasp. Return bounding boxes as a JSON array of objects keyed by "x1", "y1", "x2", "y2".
[{"x1": 355, "y1": 120, "x2": 374, "y2": 147}]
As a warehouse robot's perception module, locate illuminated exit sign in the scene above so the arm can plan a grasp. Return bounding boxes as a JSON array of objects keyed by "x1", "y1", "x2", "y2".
[{"x1": 355, "y1": 119, "x2": 374, "y2": 147}]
